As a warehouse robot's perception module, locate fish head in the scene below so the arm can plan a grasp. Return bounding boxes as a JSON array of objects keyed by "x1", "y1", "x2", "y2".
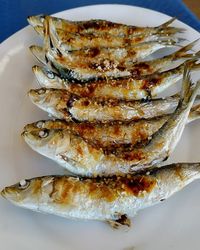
[
  {"x1": 1, "y1": 177, "x2": 54, "y2": 209},
  {"x1": 27, "y1": 15, "x2": 45, "y2": 27},
  {"x1": 32, "y1": 66, "x2": 64, "y2": 89},
  {"x1": 22, "y1": 123, "x2": 70, "y2": 158},
  {"x1": 28, "y1": 88, "x2": 70, "y2": 109}
]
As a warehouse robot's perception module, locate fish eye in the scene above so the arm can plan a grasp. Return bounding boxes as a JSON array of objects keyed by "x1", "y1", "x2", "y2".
[
  {"x1": 36, "y1": 121, "x2": 44, "y2": 128},
  {"x1": 18, "y1": 179, "x2": 30, "y2": 190},
  {"x1": 38, "y1": 129, "x2": 49, "y2": 138},
  {"x1": 38, "y1": 89, "x2": 46, "y2": 95},
  {"x1": 40, "y1": 16, "x2": 45, "y2": 23},
  {"x1": 47, "y1": 71, "x2": 55, "y2": 79}
]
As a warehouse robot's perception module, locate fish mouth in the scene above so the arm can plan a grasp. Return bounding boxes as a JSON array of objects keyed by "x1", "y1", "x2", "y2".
[
  {"x1": 21, "y1": 130, "x2": 26, "y2": 137},
  {"x1": 1, "y1": 188, "x2": 6, "y2": 198},
  {"x1": 1, "y1": 187, "x2": 10, "y2": 199}
]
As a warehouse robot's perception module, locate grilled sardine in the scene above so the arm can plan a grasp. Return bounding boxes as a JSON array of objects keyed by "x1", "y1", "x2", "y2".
[
  {"x1": 33, "y1": 41, "x2": 199, "y2": 84},
  {"x1": 1, "y1": 163, "x2": 200, "y2": 227},
  {"x1": 28, "y1": 15, "x2": 184, "y2": 38}
]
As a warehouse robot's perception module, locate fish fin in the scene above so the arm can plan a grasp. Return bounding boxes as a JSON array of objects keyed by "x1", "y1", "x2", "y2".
[
  {"x1": 34, "y1": 26, "x2": 44, "y2": 37},
  {"x1": 188, "y1": 104, "x2": 200, "y2": 122},
  {"x1": 173, "y1": 39, "x2": 200, "y2": 59},
  {"x1": 180, "y1": 62, "x2": 200, "y2": 105},
  {"x1": 156, "y1": 17, "x2": 185, "y2": 33},
  {"x1": 29, "y1": 45, "x2": 47, "y2": 65},
  {"x1": 107, "y1": 214, "x2": 131, "y2": 229}
]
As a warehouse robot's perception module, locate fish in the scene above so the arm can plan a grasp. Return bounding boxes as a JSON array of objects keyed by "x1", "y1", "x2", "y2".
[
  {"x1": 32, "y1": 40, "x2": 200, "y2": 85},
  {"x1": 1, "y1": 162, "x2": 200, "y2": 227},
  {"x1": 25, "y1": 69, "x2": 200, "y2": 176},
  {"x1": 23, "y1": 103, "x2": 200, "y2": 151},
  {"x1": 45, "y1": 40, "x2": 181, "y2": 82},
  {"x1": 47, "y1": 16, "x2": 181, "y2": 51},
  {"x1": 28, "y1": 88, "x2": 181, "y2": 122},
  {"x1": 27, "y1": 15, "x2": 184, "y2": 38},
  {"x1": 63, "y1": 60, "x2": 200, "y2": 100}
]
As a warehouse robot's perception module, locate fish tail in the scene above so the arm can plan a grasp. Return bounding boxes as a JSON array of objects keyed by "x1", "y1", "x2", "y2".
[
  {"x1": 43, "y1": 16, "x2": 53, "y2": 51},
  {"x1": 156, "y1": 17, "x2": 185, "y2": 33},
  {"x1": 157, "y1": 37, "x2": 184, "y2": 47},
  {"x1": 189, "y1": 104, "x2": 200, "y2": 122},
  {"x1": 173, "y1": 39, "x2": 200, "y2": 59},
  {"x1": 180, "y1": 63, "x2": 200, "y2": 106},
  {"x1": 29, "y1": 45, "x2": 47, "y2": 65}
]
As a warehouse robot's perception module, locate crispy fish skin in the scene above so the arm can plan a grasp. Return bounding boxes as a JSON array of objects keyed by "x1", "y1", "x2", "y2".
[
  {"x1": 49, "y1": 19, "x2": 180, "y2": 51},
  {"x1": 1, "y1": 163, "x2": 200, "y2": 225},
  {"x1": 23, "y1": 105, "x2": 200, "y2": 150},
  {"x1": 46, "y1": 40, "x2": 179, "y2": 81},
  {"x1": 62, "y1": 60, "x2": 200, "y2": 100},
  {"x1": 28, "y1": 88, "x2": 180, "y2": 122},
  {"x1": 28, "y1": 15, "x2": 184, "y2": 38},
  {"x1": 26, "y1": 70, "x2": 200, "y2": 176},
  {"x1": 33, "y1": 41, "x2": 199, "y2": 84}
]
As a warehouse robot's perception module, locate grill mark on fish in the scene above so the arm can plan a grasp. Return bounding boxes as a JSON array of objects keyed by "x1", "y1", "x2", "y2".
[
  {"x1": 50, "y1": 175, "x2": 157, "y2": 204},
  {"x1": 174, "y1": 165, "x2": 185, "y2": 181},
  {"x1": 32, "y1": 179, "x2": 42, "y2": 195}
]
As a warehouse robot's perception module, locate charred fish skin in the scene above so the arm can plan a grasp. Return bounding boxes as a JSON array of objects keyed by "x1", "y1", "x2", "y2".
[
  {"x1": 28, "y1": 88, "x2": 181, "y2": 122},
  {"x1": 28, "y1": 15, "x2": 184, "y2": 38},
  {"x1": 1, "y1": 163, "x2": 200, "y2": 226},
  {"x1": 32, "y1": 41, "x2": 200, "y2": 86}
]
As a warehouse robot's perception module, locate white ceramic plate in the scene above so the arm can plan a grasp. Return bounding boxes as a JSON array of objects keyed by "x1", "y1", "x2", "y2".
[{"x1": 0, "y1": 4, "x2": 200, "y2": 250}]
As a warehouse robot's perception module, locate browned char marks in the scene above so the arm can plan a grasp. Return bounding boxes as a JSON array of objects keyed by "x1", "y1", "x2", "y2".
[
  {"x1": 174, "y1": 165, "x2": 185, "y2": 181},
  {"x1": 122, "y1": 150, "x2": 146, "y2": 161},
  {"x1": 141, "y1": 77, "x2": 162, "y2": 91},
  {"x1": 123, "y1": 175, "x2": 157, "y2": 196},
  {"x1": 49, "y1": 176, "x2": 157, "y2": 205},
  {"x1": 32, "y1": 179, "x2": 42, "y2": 195}
]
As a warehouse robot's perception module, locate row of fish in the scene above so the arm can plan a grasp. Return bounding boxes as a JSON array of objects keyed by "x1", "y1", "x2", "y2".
[{"x1": 1, "y1": 15, "x2": 200, "y2": 228}]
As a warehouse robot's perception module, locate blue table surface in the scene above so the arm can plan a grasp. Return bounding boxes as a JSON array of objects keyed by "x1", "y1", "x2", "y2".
[{"x1": 0, "y1": 0, "x2": 199, "y2": 42}]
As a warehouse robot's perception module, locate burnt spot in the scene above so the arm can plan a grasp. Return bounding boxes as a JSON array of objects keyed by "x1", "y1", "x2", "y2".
[
  {"x1": 123, "y1": 175, "x2": 156, "y2": 196},
  {"x1": 71, "y1": 83, "x2": 97, "y2": 98},
  {"x1": 141, "y1": 77, "x2": 161, "y2": 91},
  {"x1": 88, "y1": 48, "x2": 100, "y2": 57},
  {"x1": 81, "y1": 20, "x2": 120, "y2": 31},
  {"x1": 131, "y1": 62, "x2": 151, "y2": 76},
  {"x1": 76, "y1": 145, "x2": 83, "y2": 157},
  {"x1": 67, "y1": 95, "x2": 77, "y2": 108},
  {"x1": 113, "y1": 125, "x2": 121, "y2": 136},
  {"x1": 76, "y1": 123, "x2": 96, "y2": 137},
  {"x1": 133, "y1": 36, "x2": 143, "y2": 43},
  {"x1": 122, "y1": 150, "x2": 145, "y2": 161}
]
